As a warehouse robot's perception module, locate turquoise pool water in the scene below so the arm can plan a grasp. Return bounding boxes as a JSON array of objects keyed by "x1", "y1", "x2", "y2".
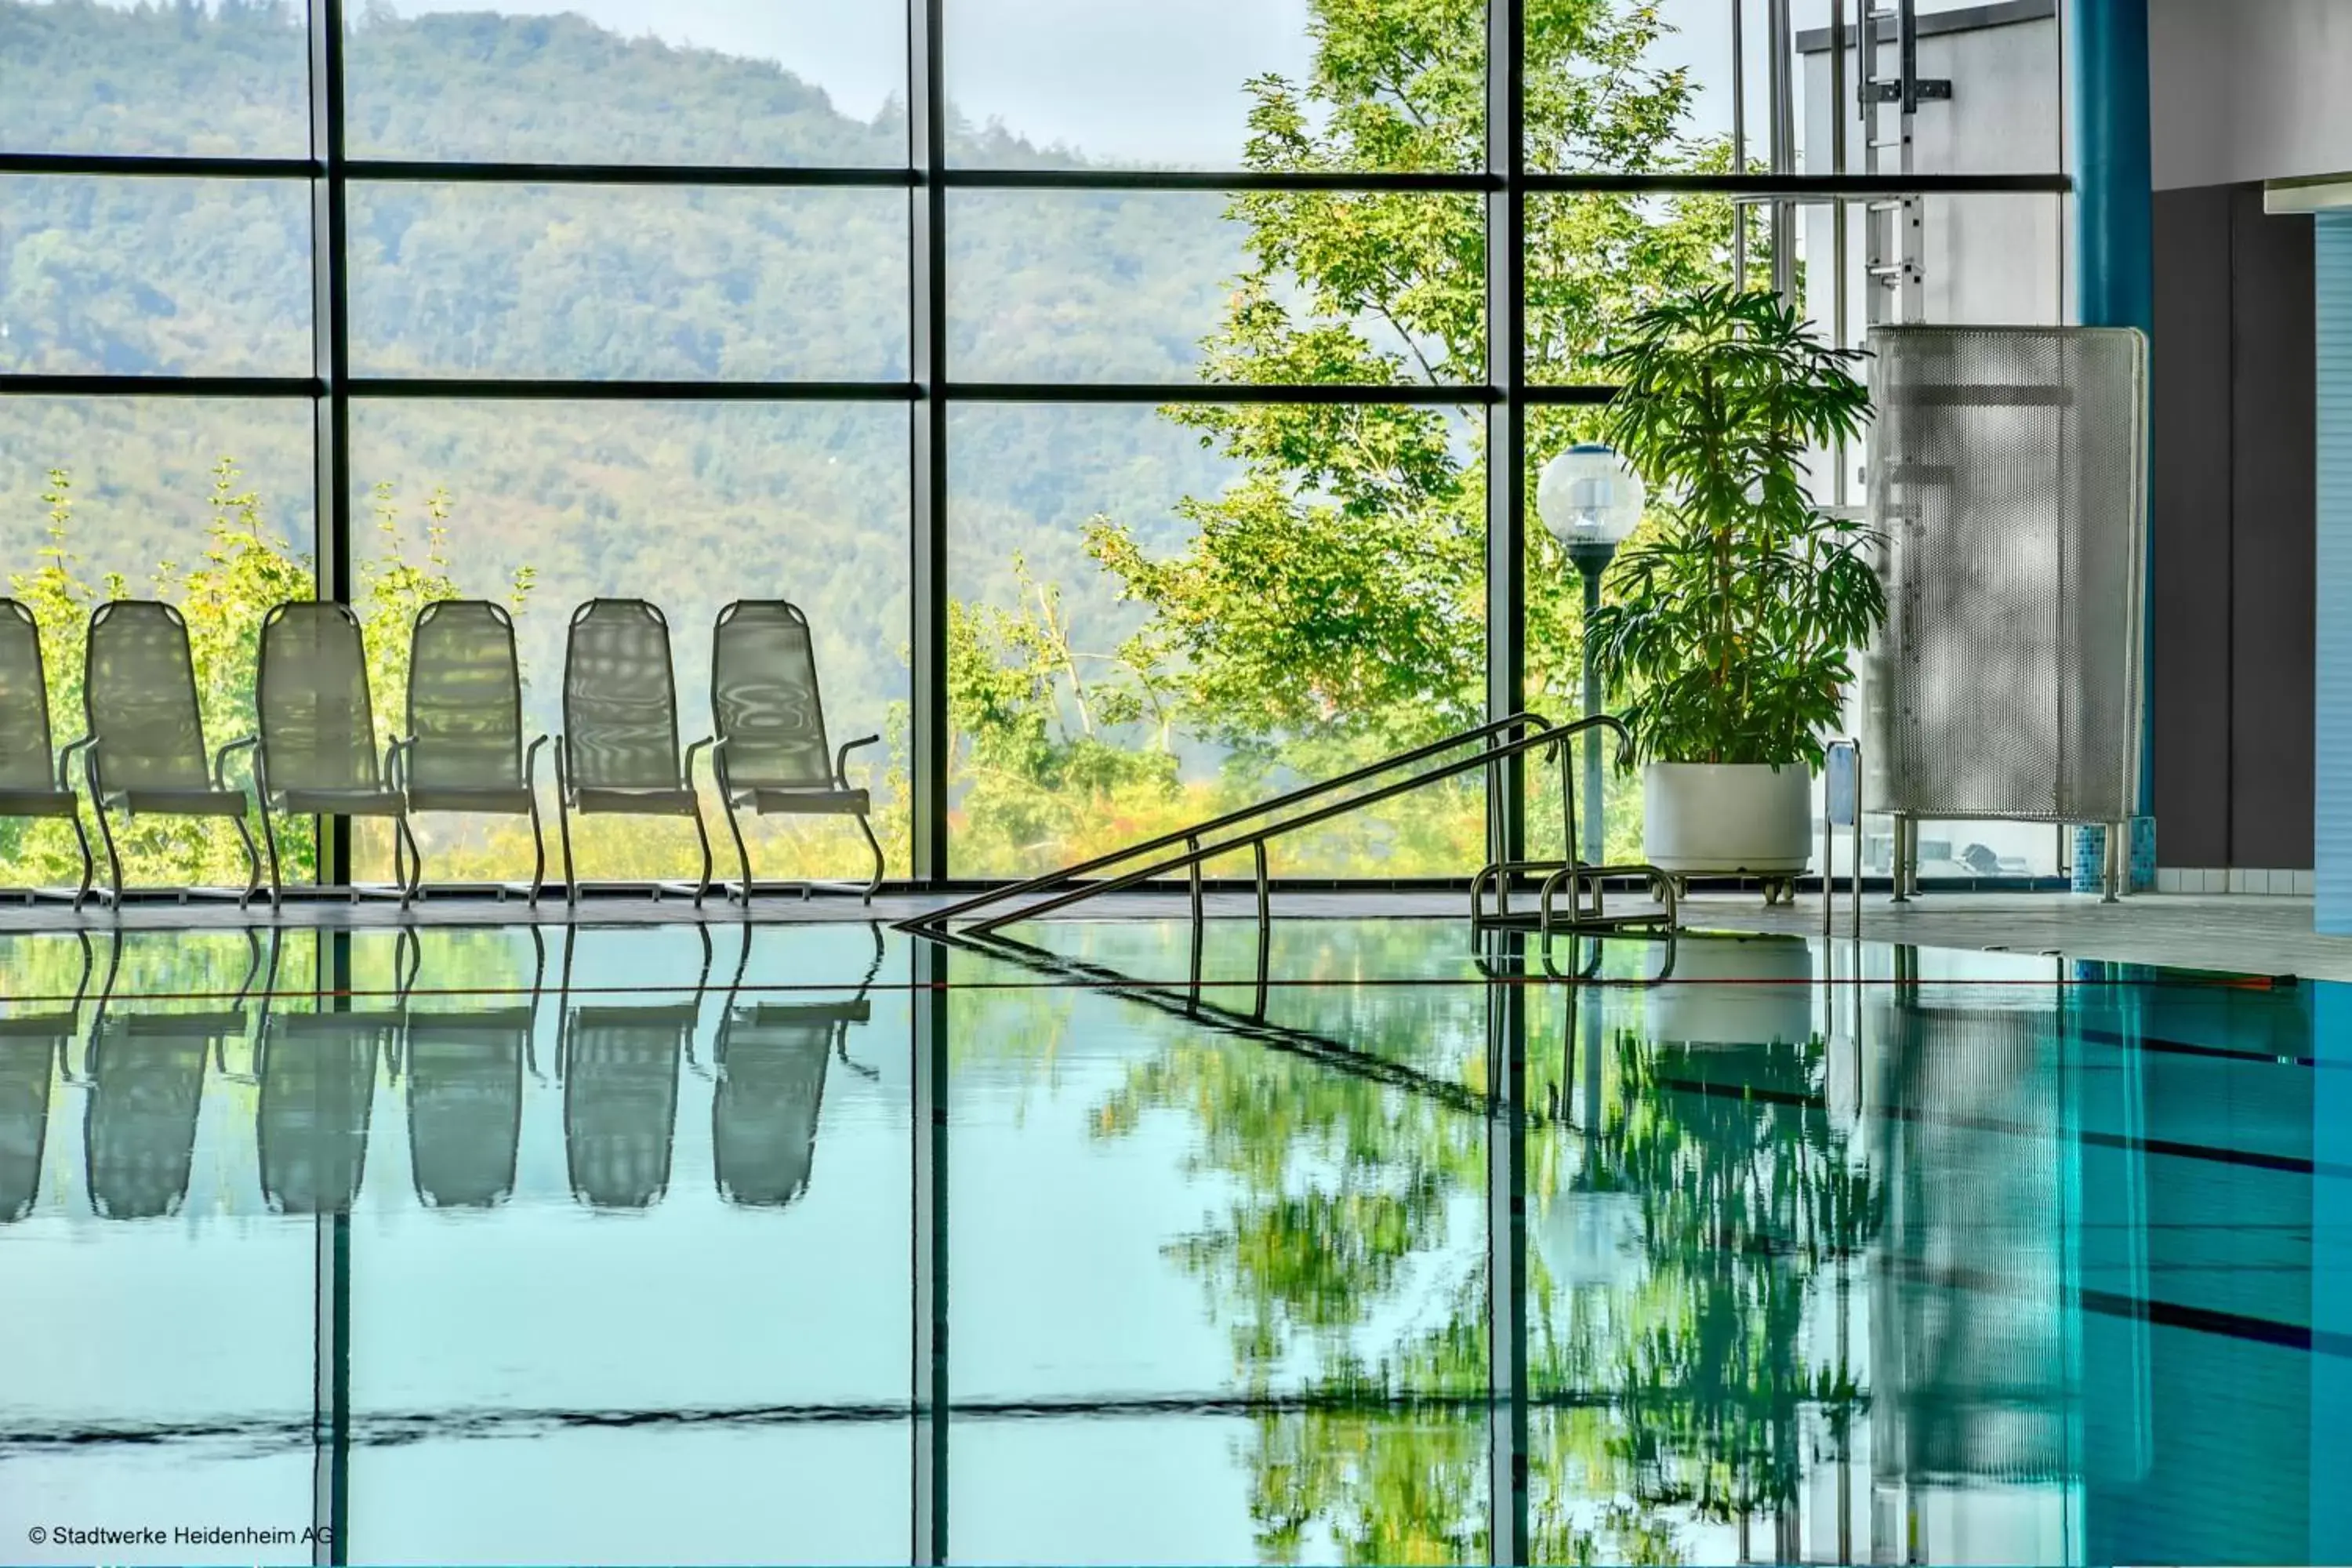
[{"x1": 0, "y1": 919, "x2": 2347, "y2": 1566}]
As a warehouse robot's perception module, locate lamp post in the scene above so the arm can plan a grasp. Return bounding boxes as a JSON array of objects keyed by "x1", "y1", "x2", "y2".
[{"x1": 1537, "y1": 443, "x2": 1646, "y2": 866}]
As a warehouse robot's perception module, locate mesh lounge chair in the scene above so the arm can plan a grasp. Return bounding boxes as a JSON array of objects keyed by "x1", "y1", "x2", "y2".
[
  {"x1": 0, "y1": 599, "x2": 95, "y2": 906},
  {"x1": 393, "y1": 600, "x2": 548, "y2": 903},
  {"x1": 239, "y1": 601, "x2": 419, "y2": 909},
  {"x1": 554, "y1": 599, "x2": 713, "y2": 905},
  {"x1": 710, "y1": 600, "x2": 883, "y2": 903},
  {"x1": 78, "y1": 601, "x2": 261, "y2": 906},
  {"x1": 397, "y1": 927, "x2": 544, "y2": 1210},
  {"x1": 554, "y1": 924, "x2": 712, "y2": 1210},
  {"x1": 75, "y1": 931, "x2": 262, "y2": 1220},
  {"x1": 0, "y1": 934, "x2": 94, "y2": 1224},
  {"x1": 239, "y1": 931, "x2": 394, "y2": 1216},
  {"x1": 711, "y1": 923, "x2": 882, "y2": 1208}
]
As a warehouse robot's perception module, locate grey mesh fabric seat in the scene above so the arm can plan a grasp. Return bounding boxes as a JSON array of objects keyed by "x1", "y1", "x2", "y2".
[
  {"x1": 243, "y1": 931, "x2": 394, "y2": 1216},
  {"x1": 397, "y1": 928, "x2": 543, "y2": 1210},
  {"x1": 711, "y1": 924, "x2": 881, "y2": 1208},
  {"x1": 554, "y1": 599, "x2": 713, "y2": 905},
  {"x1": 78, "y1": 600, "x2": 262, "y2": 906},
  {"x1": 555, "y1": 924, "x2": 710, "y2": 1210},
  {"x1": 394, "y1": 600, "x2": 548, "y2": 903},
  {"x1": 0, "y1": 598, "x2": 95, "y2": 906},
  {"x1": 710, "y1": 600, "x2": 883, "y2": 902},
  {"x1": 75, "y1": 932, "x2": 261, "y2": 1221},
  {"x1": 242, "y1": 601, "x2": 419, "y2": 908},
  {"x1": 0, "y1": 934, "x2": 94, "y2": 1223}
]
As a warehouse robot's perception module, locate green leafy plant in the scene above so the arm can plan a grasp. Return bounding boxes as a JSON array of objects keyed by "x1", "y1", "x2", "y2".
[{"x1": 1586, "y1": 285, "x2": 1880, "y2": 769}]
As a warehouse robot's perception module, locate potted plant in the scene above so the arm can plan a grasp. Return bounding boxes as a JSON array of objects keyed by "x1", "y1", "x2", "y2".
[{"x1": 1585, "y1": 285, "x2": 1881, "y2": 887}]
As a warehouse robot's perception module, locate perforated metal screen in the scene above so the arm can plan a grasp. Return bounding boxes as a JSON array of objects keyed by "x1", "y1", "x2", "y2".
[{"x1": 1863, "y1": 325, "x2": 2148, "y2": 823}]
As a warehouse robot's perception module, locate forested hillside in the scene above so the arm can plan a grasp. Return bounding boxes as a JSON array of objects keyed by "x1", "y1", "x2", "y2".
[{"x1": 1, "y1": 0, "x2": 1240, "y2": 754}]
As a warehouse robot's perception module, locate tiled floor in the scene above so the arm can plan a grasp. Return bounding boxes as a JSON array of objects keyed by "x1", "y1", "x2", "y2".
[{"x1": 0, "y1": 884, "x2": 2336, "y2": 979}]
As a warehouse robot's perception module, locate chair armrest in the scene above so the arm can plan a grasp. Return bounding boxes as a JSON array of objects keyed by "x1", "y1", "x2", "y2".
[
  {"x1": 55, "y1": 735, "x2": 94, "y2": 796},
  {"x1": 683, "y1": 735, "x2": 713, "y2": 791},
  {"x1": 833, "y1": 733, "x2": 882, "y2": 790},
  {"x1": 213, "y1": 735, "x2": 260, "y2": 793}
]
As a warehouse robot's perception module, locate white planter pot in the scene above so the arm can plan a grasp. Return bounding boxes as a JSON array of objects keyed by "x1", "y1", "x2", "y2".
[
  {"x1": 1651, "y1": 932, "x2": 1816, "y2": 1047},
  {"x1": 1642, "y1": 761, "x2": 1813, "y2": 875}
]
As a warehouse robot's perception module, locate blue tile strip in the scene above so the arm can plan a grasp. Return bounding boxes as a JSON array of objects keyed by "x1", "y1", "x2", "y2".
[
  {"x1": 2072, "y1": 818, "x2": 2158, "y2": 895},
  {"x1": 2315, "y1": 216, "x2": 2352, "y2": 932}
]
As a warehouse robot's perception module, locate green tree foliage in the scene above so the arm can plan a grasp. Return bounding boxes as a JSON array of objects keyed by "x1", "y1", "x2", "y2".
[
  {"x1": 990, "y1": 0, "x2": 1757, "y2": 868},
  {"x1": 1588, "y1": 286, "x2": 1879, "y2": 766}
]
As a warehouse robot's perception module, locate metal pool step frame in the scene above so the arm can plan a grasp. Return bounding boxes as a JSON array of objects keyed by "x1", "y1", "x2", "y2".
[{"x1": 895, "y1": 712, "x2": 1681, "y2": 941}]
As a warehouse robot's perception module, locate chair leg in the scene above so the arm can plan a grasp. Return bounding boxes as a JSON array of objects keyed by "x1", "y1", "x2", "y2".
[
  {"x1": 855, "y1": 811, "x2": 884, "y2": 906},
  {"x1": 395, "y1": 815, "x2": 423, "y2": 909},
  {"x1": 526, "y1": 793, "x2": 548, "y2": 909},
  {"x1": 555, "y1": 796, "x2": 578, "y2": 907},
  {"x1": 722, "y1": 796, "x2": 755, "y2": 906},
  {"x1": 688, "y1": 802, "x2": 714, "y2": 909},
  {"x1": 67, "y1": 811, "x2": 95, "y2": 912},
  {"x1": 405, "y1": 826, "x2": 426, "y2": 907},
  {"x1": 259, "y1": 808, "x2": 285, "y2": 912},
  {"x1": 230, "y1": 812, "x2": 263, "y2": 911},
  {"x1": 93, "y1": 803, "x2": 125, "y2": 909}
]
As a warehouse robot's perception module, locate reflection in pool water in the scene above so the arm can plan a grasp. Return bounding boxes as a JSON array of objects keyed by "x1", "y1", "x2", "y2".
[{"x1": 0, "y1": 920, "x2": 2344, "y2": 1565}]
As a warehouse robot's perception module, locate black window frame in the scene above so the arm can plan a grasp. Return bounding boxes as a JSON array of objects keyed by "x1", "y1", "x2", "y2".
[{"x1": 0, "y1": 0, "x2": 2069, "y2": 889}]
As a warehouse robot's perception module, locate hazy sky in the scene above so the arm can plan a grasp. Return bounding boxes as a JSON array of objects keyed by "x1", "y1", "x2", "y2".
[{"x1": 383, "y1": 0, "x2": 1987, "y2": 165}]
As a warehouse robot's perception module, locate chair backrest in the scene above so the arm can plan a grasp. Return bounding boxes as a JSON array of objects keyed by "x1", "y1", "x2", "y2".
[
  {"x1": 405, "y1": 1024, "x2": 524, "y2": 1209},
  {"x1": 256, "y1": 1018, "x2": 383, "y2": 1216},
  {"x1": 405, "y1": 600, "x2": 524, "y2": 791},
  {"x1": 563, "y1": 599, "x2": 684, "y2": 791},
  {"x1": 0, "y1": 599, "x2": 56, "y2": 793},
  {"x1": 85, "y1": 1021, "x2": 213, "y2": 1219},
  {"x1": 710, "y1": 600, "x2": 833, "y2": 790},
  {"x1": 0, "y1": 1035, "x2": 55, "y2": 1223},
  {"x1": 84, "y1": 600, "x2": 209, "y2": 793},
  {"x1": 563, "y1": 1007, "x2": 685, "y2": 1209},
  {"x1": 713, "y1": 1004, "x2": 840, "y2": 1208},
  {"x1": 257, "y1": 601, "x2": 379, "y2": 796}
]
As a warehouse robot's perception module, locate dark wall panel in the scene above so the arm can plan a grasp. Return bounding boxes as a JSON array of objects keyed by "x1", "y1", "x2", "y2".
[
  {"x1": 2151, "y1": 183, "x2": 2235, "y2": 866},
  {"x1": 2148, "y1": 180, "x2": 2318, "y2": 869},
  {"x1": 2229, "y1": 189, "x2": 2317, "y2": 869}
]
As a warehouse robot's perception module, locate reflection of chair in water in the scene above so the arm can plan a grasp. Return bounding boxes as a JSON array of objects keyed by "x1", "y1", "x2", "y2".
[
  {"x1": 398, "y1": 928, "x2": 543, "y2": 1210},
  {"x1": 557, "y1": 925, "x2": 712, "y2": 1210},
  {"x1": 241, "y1": 931, "x2": 397, "y2": 1216},
  {"x1": 712, "y1": 924, "x2": 881, "y2": 1208},
  {"x1": 78, "y1": 932, "x2": 260, "y2": 1220},
  {"x1": 0, "y1": 934, "x2": 94, "y2": 1222}
]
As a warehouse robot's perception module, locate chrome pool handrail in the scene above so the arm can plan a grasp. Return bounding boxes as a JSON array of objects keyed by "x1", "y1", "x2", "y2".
[{"x1": 899, "y1": 712, "x2": 1599, "y2": 937}]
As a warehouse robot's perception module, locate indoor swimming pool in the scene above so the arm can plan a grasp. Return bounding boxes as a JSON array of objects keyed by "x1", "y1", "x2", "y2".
[{"x1": 0, "y1": 917, "x2": 2345, "y2": 1565}]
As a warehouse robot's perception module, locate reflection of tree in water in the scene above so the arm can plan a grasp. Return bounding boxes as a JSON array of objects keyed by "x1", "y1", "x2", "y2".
[
  {"x1": 1089, "y1": 968, "x2": 1491, "y2": 1562},
  {"x1": 1092, "y1": 1004, "x2": 1877, "y2": 1565},
  {"x1": 1573, "y1": 1032, "x2": 1878, "y2": 1554}
]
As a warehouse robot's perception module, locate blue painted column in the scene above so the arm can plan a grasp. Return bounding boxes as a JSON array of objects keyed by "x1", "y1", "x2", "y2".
[
  {"x1": 2069, "y1": 0, "x2": 2158, "y2": 890},
  {"x1": 2317, "y1": 214, "x2": 2352, "y2": 932}
]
